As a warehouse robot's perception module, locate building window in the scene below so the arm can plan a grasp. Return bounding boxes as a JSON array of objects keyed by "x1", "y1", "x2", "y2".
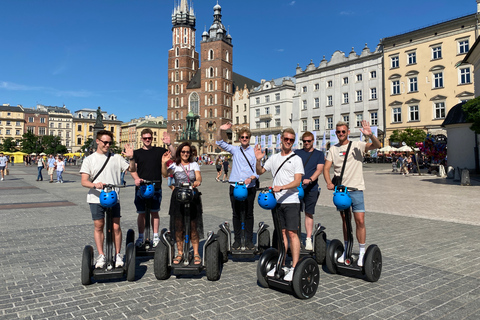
[
  {"x1": 343, "y1": 115, "x2": 349, "y2": 126},
  {"x1": 40, "y1": 118, "x2": 45, "y2": 123},
  {"x1": 175, "y1": 59, "x2": 179, "y2": 68},
  {"x1": 356, "y1": 114, "x2": 363, "y2": 127},
  {"x1": 39, "y1": 127, "x2": 46, "y2": 135},
  {"x1": 356, "y1": 74, "x2": 362, "y2": 81},
  {"x1": 77, "y1": 137, "x2": 82, "y2": 145},
  {"x1": 302, "y1": 100, "x2": 307, "y2": 110},
  {"x1": 391, "y1": 56, "x2": 399, "y2": 68},
  {"x1": 433, "y1": 72, "x2": 443, "y2": 88},
  {"x1": 265, "y1": 95, "x2": 270, "y2": 102},
  {"x1": 434, "y1": 102, "x2": 446, "y2": 119},
  {"x1": 244, "y1": 104, "x2": 247, "y2": 111},
  {"x1": 343, "y1": 77, "x2": 348, "y2": 85},
  {"x1": 275, "y1": 105, "x2": 280, "y2": 114},
  {"x1": 6, "y1": 129, "x2": 11, "y2": 135},
  {"x1": 27, "y1": 126, "x2": 35, "y2": 133},
  {"x1": 314, "y1": 118, "x2": 319, "y2": 131},
  {"x1": 370, "y1": 112, "x2": 378, "y2": 126},
  {"x1": 327, "y1": 80, "x2": 333, "y2": 87},
  {"x1": 256, "y1": 122, "x2": 260, "y2": 129},
  {"x1": 275, "y1": 119, "x2": 281, "y2": 127},
  {"x1": 370, "y1": 71, "x2": 376, "y2": 79},
  {"x1": 370, "y1": 88, "x2": 377, "y2": 100},
  {"x1": 327, "y1": 117, "x2": 333, "y2": 129},
  {"x1": 235, "y1": 116, "x2": 239, "y2": 124},
  {"x1": 432, "y1": 46, "x2": 442, "y2": 60},
  {"x1": 58, "y1": 123, "x2": 62, "y2": 128},
  {"x1": 343, "y1": 93, "x2": 349, "y2": 104},
  {"x1": 458, "y1": 40, "x2": 469, "y2": 54},
  {"x1": 66, "y1": 123, "x2": 69, "y2": 129},
  {"x1": 356, "y1": 90, "x2": 362, "y2": 102},
  {"x1": 256, "y1": 97, "x2": 260, "y2": 104},
  {"x1": 16, "y1": 121, "x2": 20, "y2": 126},
  {"x1": 312, "y1": 97, "x2": 319, "y2": 108},
  {"x1": 409, "y1": 105, "x2": 419, "y2": 121},
  {"x1": 302, "y1": 86, "x2": 307, "y2": 93},
  {"x1": 460, "y1": 67, "x2": 471, "y2": 84},
  {"x1": 314, "y1": 83, "x2": 319, "y2": 90},
  {"x1": 409, "y1": 77, "x2": 418, "y2": 92},
  {"x1": 265, "y1": 107, "x2": 270, "y2": 114},
  {"x1": 256, "y1": 109, "x2": 260, "y2": 117},
  {"x1": 244, "y1": 115, "x2": 247, "y2": 123},
  {"x1": 392, "y1": 80, "x2": 400, "y2": 95},
  {"x1": 209, "y1": 49, "x2": 214, "y2": 60},
  {"x1": 28, "y1": 117, "x2": 34, "y2": 122},
  {"x1": 327, "y1": 96, "x2": 333, "y2": 106},
  {"x1": 302, "y1": 120, "x2": 307, "y2": 131},
  {"x1": 275, "y1": 93, "x2": 280, "y2": 101},
  {"x1": 393, "y1": 107, "x2": 402, "y2": 123},
  {"x1": 407, "y1": 52, "x2": 416, "y2": 65},
  {"x1": 77, "y1": 124, "x2": 82, "y2": 131}
]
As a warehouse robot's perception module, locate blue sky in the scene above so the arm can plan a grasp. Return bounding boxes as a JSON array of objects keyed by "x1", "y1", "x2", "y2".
[{"x1": 0, "y1": 0, "x2": 476, "y2": 122}]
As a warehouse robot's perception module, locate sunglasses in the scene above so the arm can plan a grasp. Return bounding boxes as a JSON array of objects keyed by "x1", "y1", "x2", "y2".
[
  {"x1": 181, "y1": 151, "x2": 191, "y2": 154},
  {"x1": 240, "y1": 136, "x2": 250, "y2": 139},
  {"x1": 302, "y1": 139, "x2": 312, "y2": 143},
  {"x1": 336, "y1": 130, "x2": 347, "y2": 134},
  {"x1": 283, "y1": 137, "x2": 295, "y2": 143},
  {"x1": 99, "y1": 140, "x2": 112, "y2": 145},
  {"x1": 142, "y1": 137, "x2": 152, "y2": 140}
]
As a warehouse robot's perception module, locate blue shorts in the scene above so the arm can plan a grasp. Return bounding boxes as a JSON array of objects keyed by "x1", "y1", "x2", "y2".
[
  {"x1": 134, "y1": 189, "x2": 162, "y2": 213},
  {"x1": 90, "y1": 203, "x2": 121, "y2": 220},
  {"x1": 349, "y1": 190, "x2": 365, "y2": 213},
  {"x1": 301, "y1": 187, "x2": 320, "y2": 215}
]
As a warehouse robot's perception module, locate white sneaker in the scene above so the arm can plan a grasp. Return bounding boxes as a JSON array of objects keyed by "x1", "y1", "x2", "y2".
[
  {"x1": 153, "y1": 237, "x2": 160, "y2": 248},
  {"x1": 267, "y1": 265, "x2": 276, "y2": 277},
  {"x1": 284, "y1": 267, "x2": 294, "y2": 282},
  {"x1": 305, "y1": 238, "x2": 313, "y2": 251},
  {"x1": 1, "y1": 178, "x2": 4, "y2": 181},
  {"x1": 135, "y1": 238, "x2": 144, "y2": 247},
  {"x1": 95, "y1": 254, "x2": 106, "y2": 268},
  {"x1": 115, "y1": 254, "x2": 124, "y2": 268},
  {"x1": 337, "y1": 252, "x2": 345, "y2": 264},
  {"x1": 358, "y1": 253, "x2": 364, "y2": 267}
]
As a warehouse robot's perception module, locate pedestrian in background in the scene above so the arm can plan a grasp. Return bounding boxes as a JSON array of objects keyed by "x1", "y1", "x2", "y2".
[
  {"x1": 36, "y1": 155, "x2": 46, "y2": 181},
  {"x1": 55, "y1": 156, "x2": 65, "y2": 183}
]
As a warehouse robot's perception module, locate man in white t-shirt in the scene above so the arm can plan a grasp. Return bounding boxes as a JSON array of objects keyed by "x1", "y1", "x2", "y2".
[
  {"x1": 323, "y1": 121, "x2": 381, "y2": 266},
  {"x1": 255, "y1": 128, "x2": 304, "y2": 282},
  {"x1": 80, "y1": 130, "x2": 131, "y2": 269},
  {"x1": 0, "y1": 152, "x2": 8, "y2": 181}
]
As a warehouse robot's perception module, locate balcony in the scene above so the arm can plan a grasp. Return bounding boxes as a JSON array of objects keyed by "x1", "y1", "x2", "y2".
[
  {"x1": 251, "y1": 126, "x2": 283, "y2": 135},
  {"x1": 258, "y1": 114, "x2": 273, "y2": 121}
]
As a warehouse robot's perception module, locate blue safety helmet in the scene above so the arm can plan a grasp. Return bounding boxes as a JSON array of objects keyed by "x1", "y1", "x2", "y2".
[
  {"x1": 139, "y1": 184, "x2": 155, "y2": 199},
  {"x1": 233, "y1": 182, "x2": 248, "y2": 201},
  {"x1": 332, "y1": 186, "x2": 352, "y2": 211},
  {"x1": 297, "y1": 185, "x2": 305, "y2": 200},
  {"x1": 258, "y1": 188, "x2": 277, "y2": 210},
  {"x1": 100, "y1": 190, "x2": 118, "y2": 208}
]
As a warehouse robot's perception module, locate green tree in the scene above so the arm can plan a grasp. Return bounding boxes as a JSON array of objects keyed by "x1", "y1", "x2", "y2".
[
  {"x1": 20, "y1": 130, "x2": 38, "y2": 154},
  {"x1": 81, "y1": 138, "x2": 93, "y2": 153},
  {"x1": 2, "y1": 137, "x2": 17, "y2": 152},
  {"x1": 389, "y1": 128, "x2": 427, "y2": 175},
  {"x1": 40, "y1": 135, "x2": 67, "y2": 155},
  {"x1": 462, "y1": 96, "x2": 480, "y2": 134}
]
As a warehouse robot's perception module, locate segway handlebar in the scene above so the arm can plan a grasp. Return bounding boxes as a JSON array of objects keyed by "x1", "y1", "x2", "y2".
[
  {"x1": 140, "y1": 180, "x2": 162, "y2": 185},
  {"x1": 335, "y1": 185, "x2": 358, "y2": 192},
  {"x1": 102, "y1": 184, "x2": 127, "y2": 192}
]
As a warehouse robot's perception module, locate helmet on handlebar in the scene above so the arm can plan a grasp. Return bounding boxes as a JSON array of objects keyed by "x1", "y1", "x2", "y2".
[
  {"x1": 100, "y1": 190, "x2": 118, "y2": 208},
  {"x1": 258, "y1": 188, "x2": 277, "y2": 210},
  {"x1": 233, "y1": 182, "x2": 248, "y2": 201},
  {"x1": 297, "y1": 185, "x2": 305, "y2": 200},
  {"x1": 139, "y1": 184, "x2": 155, "y2": 199},
  {"x1": 332, "y1": 186, "x2": 352, "y2": 211}
]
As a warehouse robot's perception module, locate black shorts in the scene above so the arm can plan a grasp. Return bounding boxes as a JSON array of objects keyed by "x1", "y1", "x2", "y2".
[
  {"x1": 90, "y1": 203, "x2": 121, "y2": 221},
  {"x1": 274, "y1": 203, "x2": 300, "y2": 231},
  {"x1": 301, "y1": 187, "x2": 320, "y2": 215}
]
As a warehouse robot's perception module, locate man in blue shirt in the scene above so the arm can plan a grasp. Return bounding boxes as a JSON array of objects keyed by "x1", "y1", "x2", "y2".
[
  {"x1": 216, "y1": 122, "x2": 259, "y2": 249},
  {"x1": 47, "y1": 154, "x2": 56, "y2": 183},
  {"x1": 294, "y1": 131, "x2": 325, "y2": 250}
]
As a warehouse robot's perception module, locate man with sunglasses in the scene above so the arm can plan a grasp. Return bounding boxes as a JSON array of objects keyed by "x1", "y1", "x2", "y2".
[
  {"x1": 255, "y1": 128, "x2": 304, "y2": 281},
  {"x1": 80, "y1": 130, "x2": 131, "y2": 269},
  {"x1": 216, "y1": 122, "x2": 259, "y2": 250},
  {"x1": 126, "y1": 129, "x2": 175, "y2": 248},
  {"x1": 323, "y1": 121, "x2": 381, "y2": 266},
  {"x1": 294, "y1": 131, "x2": 325, "y2": 251}
]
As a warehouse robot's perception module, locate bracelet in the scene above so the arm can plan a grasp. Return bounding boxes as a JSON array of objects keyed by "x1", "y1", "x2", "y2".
[{"x1": 167, "y1": 143, "x2": 171, "y2": 146}]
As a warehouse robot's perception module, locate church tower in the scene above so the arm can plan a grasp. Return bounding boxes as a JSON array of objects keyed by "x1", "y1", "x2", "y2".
[
  {"x1": 199, "y1": 3, "x2": 233, "y2": 153},
  {"x1": 168, "y1": 0, "x2": 199, "y2": 138}
]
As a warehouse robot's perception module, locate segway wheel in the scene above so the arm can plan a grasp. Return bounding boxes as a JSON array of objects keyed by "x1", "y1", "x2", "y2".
[
  {"x1": 314, "y1": 231, "x2": 327, "y2": 265},
  {"x1": 154, "y1": 240, "x2": 171, "y2": 280},
  {"x1": 81, "y1": 245, "x2": 94, "y2": 285},
  {"x1": 126, "y1": 243, "x2": 136, "y2": 281},
  {"x1": 364, "y1": 245, "x2": 382, "y2": 282},
  {"x1": 126, "y1": 229, "x2": 135, "y2": 246},
  {"x1": 257, "y1": 229, "x2": 271, "y2": 253},
  {"x1": 292, "y1": 258, "x2": 320, "y2": 299},
  {"x1": 256, "y1": 248, "x2": 278, "y2": 288},
  {"x1": 205, "y1": 240, "x2": 221, "y2": 281},
  {"x1": 326, "y1": 239, "x2": 343, "y2": 274},
  {"x1": 217, "y1": 229, "x2": 229, "y2": 263}
]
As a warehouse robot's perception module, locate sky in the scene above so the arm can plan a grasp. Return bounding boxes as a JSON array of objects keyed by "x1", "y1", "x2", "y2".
[{"x1": 0, "y1": 0, "x2": 477, "y2": 122}]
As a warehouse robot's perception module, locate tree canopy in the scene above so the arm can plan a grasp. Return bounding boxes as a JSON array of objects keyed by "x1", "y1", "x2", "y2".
[
  {"x1": 462, "y1": 96, "x2": 480, "y2": 134},
  {"x1": 389, "y1": 128, "x2": 426, "y2": 149}
]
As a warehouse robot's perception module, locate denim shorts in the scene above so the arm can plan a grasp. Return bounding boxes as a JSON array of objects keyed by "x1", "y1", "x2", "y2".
[
  {"x1": 134, "y1": 189, "x2": 162, "y2": 213},
  {"x1": 349, "y1": 190, "x2": 365, "y2": 213},
  {"x1": 90, "y1": 203, "x2": 121, "y2": 220}
]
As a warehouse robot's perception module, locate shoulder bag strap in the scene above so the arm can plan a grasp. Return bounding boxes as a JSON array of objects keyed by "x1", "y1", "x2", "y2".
[
  {"x1": 273, "y1": 154, "x2": 296, "y2": 179},
  {"x1": 338, "y1": 141, "x2": 352, "y2": 185},
  {"x1": 302, "y1": 150, "x2": 315, "y2": 168},
  {"x1": 240, "y1": 147, "x2": 255, "y2": 173},
  {"x1": 92, "y1": 152, "x2": 111, "y2": 183}
]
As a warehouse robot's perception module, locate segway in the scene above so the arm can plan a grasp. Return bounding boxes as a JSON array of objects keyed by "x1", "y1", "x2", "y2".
[
  {"x1": 325, "y1": 186, "x2": 382, "y2": 282},
  {"x1": 134, "y1": 180, "x2": 160, "y2": 257},
  {"x1": 81, "y1": 184, "x2": 136, "y2": 285},
  {"x1": 217, "y1": 181, "x2": 270, "y2": 262},
  {"x1": 154, "y1": 183, "x2": 222, "y2": 281},
  {"x1": 256, "y1": 188, "x2": 320, "y2": 299}
]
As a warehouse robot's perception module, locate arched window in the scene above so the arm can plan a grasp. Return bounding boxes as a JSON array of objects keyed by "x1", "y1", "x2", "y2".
[
  {"x1": 175, "y1": 112, "x2": 179, "y2": 120},
  {"x1": 176, "y1": 47, "x2": 179, "y2": 56},
  {"x1": 172, "y1": 124, "x2": 176, "y2": 131},
  {"x1": 209, "y1": 95, "x2": 213, "y2": 106},
  {"x1": 175, "y1": 98, "x2": 179, "y2": 107},
  {"x1": 209, "y1": 81, "x2": 213, "y2": 91},
  {"x1": 226, "y1": 51, "x2": 229, "y2": 62},
  {"x1": 192, "y1": 61, "x2": 195, "y2": 69},
  {"x1": 209, "y1": 49, "x2": 214, "y2": 60},
  {"x1": 184, "y1": 28, "x2": 188, "y2": 44},
  {"x1": 175, "y1": 85, "x2": 179, "y2": 94},
  {"x1": 190, "y1": 92, "x2": 199, "y2": 115},
  {"x1": 209, "y1": 109, "x2": 213, "y2": 117},
  {"x1": 209, "y1": 145, "x2": 213, "y2": 153},
  {"x1": 175, "y1": 71, "x2": 179, "y2": 81},
  {"x1": 89, "y1": 114, "x2": 93, "y2": 119},
  {"x1": 175, "y1": 59, "x2": 179, "y2": 68},
  {"x1": 209, "y1": 67, "x2": 214, "y2": 78}
]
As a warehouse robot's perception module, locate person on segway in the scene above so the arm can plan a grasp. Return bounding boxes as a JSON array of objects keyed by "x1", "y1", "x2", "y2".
[
  {"x1": 126, "y1": 129, "x2": 175, "y2": 248},
  {"x1": 161, "y1": 142, "x2": 204, "y2": 265},
  {"x1": 255, "y1": 128, "x2": 304, "y2": 281},
  {"x1": 80, "y1": 130, "x2": 132, "y2": 269},
  {"x1": 323, "y1": 120, "x2": 381, "y2": 266},
  {"x1": 216, "y1": 122, "x2": 259, "y2": 250}
]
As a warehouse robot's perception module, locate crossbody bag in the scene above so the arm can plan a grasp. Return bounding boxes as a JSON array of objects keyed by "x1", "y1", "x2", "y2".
[
  {"x1": 240, "y1": 147, "x2": 259, "y2": 188},
  {"x1": 332, "y1": 141, "x2": 352, "y2": 186},
  {"x1": 92, "y1": 152, "x2": 112, "y2": 183}
]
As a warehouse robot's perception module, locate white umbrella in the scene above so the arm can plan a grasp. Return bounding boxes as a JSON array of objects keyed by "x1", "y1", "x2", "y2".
[
  {"x1": 398, "y1": 145, "x2": 413, "y2": 152},
  {"x1": 31, "y1": 153, "x2": 37, "y2": 156},
  {"x1": 39, "y1": 152, "x2": 46, "y2": 156},
  {"x1": 379, "y1": 146, "x2": 398, "y2": 153}
]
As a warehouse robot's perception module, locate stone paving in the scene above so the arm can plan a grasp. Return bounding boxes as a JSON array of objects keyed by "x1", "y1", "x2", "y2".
[{"x1": 0, "y1": 163, "x2": 479, "y2": 319}]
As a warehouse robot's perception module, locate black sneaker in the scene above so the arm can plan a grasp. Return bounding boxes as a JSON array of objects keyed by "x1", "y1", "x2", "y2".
[
  {"x1": 245, "y1": 241, "x2": 255, "y2": 250},
  {"x1": 232, "y1": 241, "x2": 241, "y2": 250}
]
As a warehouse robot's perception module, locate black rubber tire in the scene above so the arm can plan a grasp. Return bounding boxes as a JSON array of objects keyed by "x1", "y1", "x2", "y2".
[
  {"x1": 292, "y1": 258, "x2": 320, "y2": 299},
  {"x1": 126, "y1": 229, "x2": 135, "y2": 246},
  {"x1": 217, "y1": 229, "x2": 229, "y2": 263},
  {"x1": 257, "y1": 229, "x2": 270, "y2": 253},
  {"x1": 205, "y1": 240, "x2": 221, "y2": 281},
  {"x1": 126, "y1": 243, "x2": 136, "y2": 281},
  {"x1": 256, "y1": 248, "x2": 278, "y2": 288},
  {"x1": 153, "y1": 240, "x2": 171, "y2": 280},
  {"x1": 326, "y1": 239, "x2": 343, "y2": 274},
  {"x1": 81, "y1": 245, "x2": 93, "y2": 285},
  {"x1": 314, "y1": 231, "x2": 327, "y2": 265},
  {"x1": 364, "y1": 245, "x2": 382, "y2": 282}
]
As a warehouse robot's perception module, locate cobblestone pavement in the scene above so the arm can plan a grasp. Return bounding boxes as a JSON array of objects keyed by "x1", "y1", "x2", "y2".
[{"x1": 0, "y1": 163, "x2": 479, "y2": 319}]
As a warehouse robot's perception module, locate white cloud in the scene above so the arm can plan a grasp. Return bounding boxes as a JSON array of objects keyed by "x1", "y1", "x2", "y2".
[
  {"x1": 289, "y1": 1, "x2": 296, "y2": 5},
  {"x1": 0, "y1": 81, "x2": 93, "y2": 98}
]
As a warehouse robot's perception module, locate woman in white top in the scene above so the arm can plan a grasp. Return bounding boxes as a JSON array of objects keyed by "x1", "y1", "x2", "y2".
[
  {"x1": 162, "y1": 142, "x2": 203, "y2": 265},
  {"x1": 36, "y1": 155, "x2": 46, "y2": 181}
]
